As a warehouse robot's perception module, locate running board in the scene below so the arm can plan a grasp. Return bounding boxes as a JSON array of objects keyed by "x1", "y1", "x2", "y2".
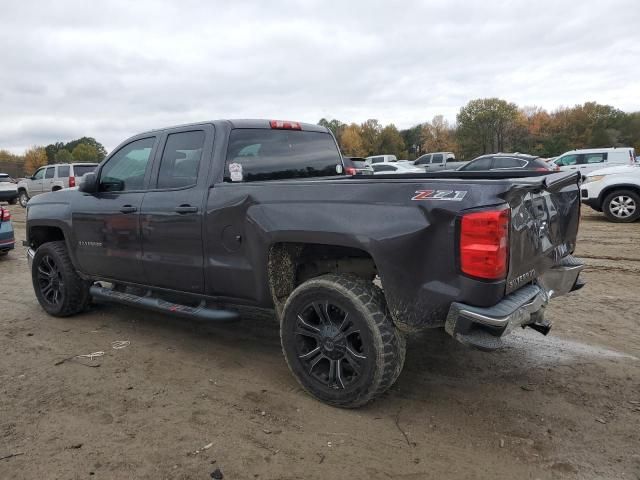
[{"x1": 89, "y1": 285, "x2": 239, "y2": 322}]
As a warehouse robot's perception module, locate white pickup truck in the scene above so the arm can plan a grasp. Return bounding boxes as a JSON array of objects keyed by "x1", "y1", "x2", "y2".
[
  {"x1": 581, "y1": 165, "x2": 640, "y2": 222},
  {"x1": 413, "y1": 152, "x2": 467, "y2": 171}
]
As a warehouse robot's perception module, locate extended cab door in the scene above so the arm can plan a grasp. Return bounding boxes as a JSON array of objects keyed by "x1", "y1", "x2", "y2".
[
  {"x1": 139, "y1": 125, "x2": 213, "y2": 293},
  {"x1": 71, "y1": 136, "x2": 158, "y2": 283}
]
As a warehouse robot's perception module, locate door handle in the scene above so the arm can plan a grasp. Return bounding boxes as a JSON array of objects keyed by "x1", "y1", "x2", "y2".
[
  {"x1": 120, "y1": 205, "x2": 137, "y2": 214},
  {"x1": 174, "y1": 205, "x2": 198, "y2": 214}
]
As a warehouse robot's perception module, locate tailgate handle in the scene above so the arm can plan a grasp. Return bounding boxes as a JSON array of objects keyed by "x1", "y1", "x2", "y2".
[{"x1": 175, "y1": 205, "x2": 198, "y2": 214}]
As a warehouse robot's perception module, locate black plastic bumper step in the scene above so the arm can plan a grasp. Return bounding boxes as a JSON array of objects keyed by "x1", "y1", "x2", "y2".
[{"x1": 90, "y1": 285, "x2": 238, "y2": 322}]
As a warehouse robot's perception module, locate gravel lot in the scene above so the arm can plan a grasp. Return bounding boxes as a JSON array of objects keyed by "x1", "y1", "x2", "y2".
[{"x1": 1, "y1": 204, "x2": 639, "y2": 480}]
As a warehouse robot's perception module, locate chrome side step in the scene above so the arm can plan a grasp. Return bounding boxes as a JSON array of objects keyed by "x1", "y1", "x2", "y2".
[{"x1": 89, "y1": 285, "x2": 239, "y2": 322}]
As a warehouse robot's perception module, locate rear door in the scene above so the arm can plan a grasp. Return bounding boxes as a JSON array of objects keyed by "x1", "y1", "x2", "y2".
[
  {"x1": 43, "y1": 166, "x2": 56, "y2": 192},
  {"x1": 71, "y1": 136, "x2": 158, "y2": 283},
  {"x1": 577, "y1": 152, "x2": 606, "y2": 175},
  {"x1": 140, "y1": 125, "x2": 213, "y2": 293}
]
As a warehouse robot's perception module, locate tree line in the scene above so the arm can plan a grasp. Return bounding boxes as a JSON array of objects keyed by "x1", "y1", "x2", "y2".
[
  {"x1": 0, "y1": 137, "x2": 107, "y2": 177},
  {"x1": 320, "y1": 98, "x2": 640, "y2": 160}
]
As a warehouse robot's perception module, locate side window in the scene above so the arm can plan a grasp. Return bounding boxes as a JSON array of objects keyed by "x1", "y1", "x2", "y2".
[
  {"x1": 58, "y1": 165, "x2": 70, "y2": 178},
  {"x1": 432, "y1": 153, "x2": 444, "y2": 163},
  {"x1": 99, "y1": 137, "x2": 155, "y2": 192},
  {"x1": 33, "y1": 168, "x2": 45, "y2": 180},
  {"x1": 462, "y1": 157, "x2": 493, "y2": 171},
  {"x1": 225, "y1": 129, "x2": 341, "y2": 182},
  {"x1": 494, "y1": 158, "x2": 526, "y2": 169},
  {"x1": 45, "y1": 167, "x2": 55, "y2": 179},
  {"x1": 584, "y1": 153, "x2": 605, "y2": 164},
  {"x1": 415, "y1": 155, "x2": 431, "y2": 165},
  {"x1": 157, "y1": 131, "x2": 205, "y2": 189},
  {"x1": 556, "y1": 154, "x2": 578, "y2": 166}
]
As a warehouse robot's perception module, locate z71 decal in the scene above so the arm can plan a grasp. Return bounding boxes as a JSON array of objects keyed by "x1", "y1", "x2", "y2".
[{"x1": 411, "y1": 190, "x2": 468, "y2": 201}]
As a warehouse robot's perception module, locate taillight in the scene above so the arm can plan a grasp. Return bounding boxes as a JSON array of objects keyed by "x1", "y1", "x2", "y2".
[
  {"x1": 535, "y1": 167, "x2": 549, "y2": 172},
  {"x1": 270, "y1": 120, "x2": 302, "y2": 130},
  {"x1": 345, "y1": 167, "x2": 357, "y2": 175},
  {"x1": 0, "y1": 207, "x2": 10, "y2": 222},
  {"x1": 68, "y1": 176, "x2": 75, "y2": 187},
  {"x1": 460, "y1": 208, "x2": 510, "y2": 280}
]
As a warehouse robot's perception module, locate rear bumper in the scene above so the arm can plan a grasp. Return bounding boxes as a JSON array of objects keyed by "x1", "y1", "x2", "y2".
[
  {"x1": 0, "y1": 223, "x2": 15, "y2": 251},
  {"x1": 0, "y1": 190, "x2": 18, "y2": 201},
  {"x1": 445, "y1": 257, "x2": 584, "y2": 350}
]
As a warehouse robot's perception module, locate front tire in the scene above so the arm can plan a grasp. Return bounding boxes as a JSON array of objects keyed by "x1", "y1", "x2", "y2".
[
  {"x1": 31, "y1": 241, "x2": 91, "y2": 317},
  {"x1": 280, "y1": 274, "x2": 406, "y2": 408},
  {"x1": 18, "y1": 191, "x2": 29, "y2": 208},
  {"x1": 603, "y1": 190, "x2": 640, "y2": 223}
]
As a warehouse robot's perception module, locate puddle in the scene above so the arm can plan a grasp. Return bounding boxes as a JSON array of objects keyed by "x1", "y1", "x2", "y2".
[{"x1": 503, "y1": 329, "x2": 638, "y2": 363}]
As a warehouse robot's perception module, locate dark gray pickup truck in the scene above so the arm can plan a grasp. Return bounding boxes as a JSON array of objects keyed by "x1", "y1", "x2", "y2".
[{"x1": 25, "y1": 119, "x2": 584, "y2": 407}]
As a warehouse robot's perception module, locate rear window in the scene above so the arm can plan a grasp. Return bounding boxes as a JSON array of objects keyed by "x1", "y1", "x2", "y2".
[
  {"x1": 72, "y1": 165, "x2": 97, "y2": 177},
  {"x1": 225, "y1": 129, "x2": 341, "y2": 182},
  {"x1": 58, "y1": 165, "x2": 70, "y2": 177},
  {"x1": 493, "y1": 158, "x2": 526, "y2": 169},
  {"x1": 432, "y1": 153, "x2": 444, "y2": 163}
]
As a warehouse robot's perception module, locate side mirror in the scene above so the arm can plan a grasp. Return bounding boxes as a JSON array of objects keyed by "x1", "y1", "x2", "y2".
[{"x1": 79, "y1": 172, "x2": 98, "y2": 193}]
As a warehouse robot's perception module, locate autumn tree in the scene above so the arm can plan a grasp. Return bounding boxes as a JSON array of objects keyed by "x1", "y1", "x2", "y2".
[
  {"x1": 318, "y1": 118, "x2": 345, "y2": 143},
  {"x1": 24, "y1": 146, "x2": 48, "y2": 174},
  {"x1": 456, "y1": 98, "x2": 520, "y2": 158},
  {"x1": 54, "y1": 149, "x2": 73, "y2": 163},
  {"x1": 421, "y1": 115, "x2": 458, "y2": 154},
  {"x1": 378, "y1": 124, "x2": 406, "y2": 158},
  {"x1": 339, "y1": 123, "x2": 367, "y2": 157},
  {"x1": 72, "y1": 143, "x2": 99, "y2": 162},
  {"x1": 360, "y1": 119, "x2": 383, "y2": 155}
]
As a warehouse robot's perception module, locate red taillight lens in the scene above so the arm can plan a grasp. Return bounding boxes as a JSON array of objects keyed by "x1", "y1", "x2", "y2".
[
  {"x1": 535, "y1": 167, "x2": 549, "y2": 172},
  {"x1": 270, "y1": 120, "x2": 302, "y2": 130},
  {"x1": 0, "y1": 208, "x2": 10, "y2": 222},
  {"x1": 345, "y1": 167, "x2": 357, "y2": 175},
  {"x1": 460, "y1": 208, "x2": 510, "y2": 280},
  {"x1": 68, "y1": 176, "x2": 75, "y2": 187}
]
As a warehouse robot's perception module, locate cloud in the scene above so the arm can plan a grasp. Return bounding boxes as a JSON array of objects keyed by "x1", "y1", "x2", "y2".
[{"x1": 1, "y1": 0, "x2": 639, "y2": 153}]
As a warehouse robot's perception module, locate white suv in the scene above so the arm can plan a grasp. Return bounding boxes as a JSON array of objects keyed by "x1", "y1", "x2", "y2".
[
  {"x1": 17, "y1": 162, "x2": 97, "y2": 207},
  {"x1": 554, "y1": 147, "x2": 636, "y2": 176},
  {"x1": 581, "y1": 165, "x2": 640, "y2": 222}
]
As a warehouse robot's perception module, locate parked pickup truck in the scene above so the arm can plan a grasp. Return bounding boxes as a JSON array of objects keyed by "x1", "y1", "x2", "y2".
[
  {"x1": 24, "y1": 119, "x2": 585, "y2": 408},
  {"x1": 414, "y1": 152, "x2": 467, "y2": 171}
]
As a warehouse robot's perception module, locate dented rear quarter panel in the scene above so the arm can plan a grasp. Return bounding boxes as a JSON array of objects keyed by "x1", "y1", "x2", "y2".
[{"x1": 204, "y1": 172, "x2": 581, "y2": 331}]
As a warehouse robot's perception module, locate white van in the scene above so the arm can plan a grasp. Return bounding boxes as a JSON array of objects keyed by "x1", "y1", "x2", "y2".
[{"x1": 553, "y1": 147, "x2": 636, "y2": 176}]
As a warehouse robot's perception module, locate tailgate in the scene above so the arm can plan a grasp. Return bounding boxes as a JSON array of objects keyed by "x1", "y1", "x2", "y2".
[{"x1": 506, "y1": 172, "x2": 581, "y2": 294}]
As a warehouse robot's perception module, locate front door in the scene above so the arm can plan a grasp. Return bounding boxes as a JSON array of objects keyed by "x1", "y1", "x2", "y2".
[
  {"x1": 140, "y1": 127, "x2": 212, "y2": 293},
  {"x1": 29, "y1": 167, "x2": 46, "y2": 196},
  {"x1": 71, "y1": 136, "x2": 158, "y2": 283},
  {"x1": 42, "y1": 166, "x2": 56, "y2": 192}
]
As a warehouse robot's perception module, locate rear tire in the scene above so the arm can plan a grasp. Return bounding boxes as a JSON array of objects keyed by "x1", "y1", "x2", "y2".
[
  {"x1": 18, "y1": 191, "x2": 29, "y2": 208},
  {"x1": 280, "y1": 274, "x2": 406, "y2": 408},
  {"x1": 603, "y1": 189, "x2": 640, "y2": 223},
  {"x1": 31, "y1": 241, "x2": 91, "y2": 317}
]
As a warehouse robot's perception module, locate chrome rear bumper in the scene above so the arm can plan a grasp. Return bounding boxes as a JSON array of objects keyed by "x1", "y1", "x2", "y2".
[{"x1": 445, "y1": 257, "x2": 584, "y2": 350}]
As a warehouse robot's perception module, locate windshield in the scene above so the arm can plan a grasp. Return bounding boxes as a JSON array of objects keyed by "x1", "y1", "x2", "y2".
[{"x1": 0, "y1": 176, "x2": 11, "y2": 183}]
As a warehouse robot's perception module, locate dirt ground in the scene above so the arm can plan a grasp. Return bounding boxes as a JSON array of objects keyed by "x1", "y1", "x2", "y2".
[{"x1": 1, "y1": 203, "x2": 639, "y2": 480}]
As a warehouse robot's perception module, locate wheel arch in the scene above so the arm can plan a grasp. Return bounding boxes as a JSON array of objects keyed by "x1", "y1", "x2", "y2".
[
  {"x1": 267, "y1": 242, "x2": 377, "y2": 318},
  {"x1": 598, "y1": 184, "x2": 640, "y2": 206}
]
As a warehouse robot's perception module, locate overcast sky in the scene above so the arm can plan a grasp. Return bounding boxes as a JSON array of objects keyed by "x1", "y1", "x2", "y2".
[{"x1": 1, "y1": 0, "x2": 639, "y2": 153}]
